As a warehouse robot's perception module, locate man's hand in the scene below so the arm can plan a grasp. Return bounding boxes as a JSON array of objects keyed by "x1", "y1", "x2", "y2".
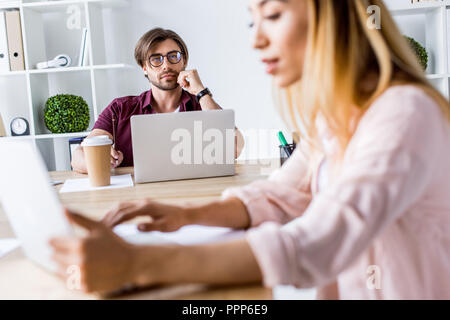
[
  {"x1": 177, "y1": 69, "x2": 205, "y2": 95},
  {"x1": 111, "y1": 147, "x2": 124, "y2": 168},
  {"x1": 49, "y1": 209, "x2": 139, "y2": 294},
  {"x1": 102, "y1": 199, "x2": 189, "y2": 232}
]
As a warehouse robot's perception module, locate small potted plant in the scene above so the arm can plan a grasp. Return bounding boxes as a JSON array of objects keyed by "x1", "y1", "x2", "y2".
[
  {"x1": 44, "y1": 94, "x2": 90, "y2": 134},
  {"x1": 405, "y1": 36, "x2": 428, "y2": 71}
]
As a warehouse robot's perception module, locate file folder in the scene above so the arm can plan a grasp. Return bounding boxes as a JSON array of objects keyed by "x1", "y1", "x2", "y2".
[
  {"x1": 5, "y1": 10, "x2": 24, "y2": 71},
  {"x1": 0, "y1": 112, "x2": 6, "y2": 137},
  {"x1": 0, "y1": 11, "x2": 10, "y2": 72}
]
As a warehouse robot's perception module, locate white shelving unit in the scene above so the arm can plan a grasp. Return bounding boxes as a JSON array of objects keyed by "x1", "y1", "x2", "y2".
[
  {"x1": 0, "y1": 0, "x2": 141, "y2": 170},
  {"x1": 385, "y1": 0, "x2": 450, "y2": 98}
]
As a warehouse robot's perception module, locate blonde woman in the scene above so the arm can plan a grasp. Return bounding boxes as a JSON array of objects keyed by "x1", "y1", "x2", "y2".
[{"x1": 51, "y1": 0, "x2": 450, "y2": 299}]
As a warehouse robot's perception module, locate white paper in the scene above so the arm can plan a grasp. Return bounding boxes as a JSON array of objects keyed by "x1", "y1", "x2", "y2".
[
  {"x1": 60, "y1": 174, "x2": 134, "y2": 193},
  {"x1": 0, "y1": 238, "x2": 20, "y2": 258},
  {"x1": 114, "y1": 224, "x2": 245, "y2": 246},
  {"x1": 273, "y1": 286, "x2": 317, "y2": 300}
]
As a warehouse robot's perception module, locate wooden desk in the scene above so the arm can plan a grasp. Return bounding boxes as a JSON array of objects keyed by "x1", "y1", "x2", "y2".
[{"x1": 0, "y1": 160, "x2": 279, "y2": 300}]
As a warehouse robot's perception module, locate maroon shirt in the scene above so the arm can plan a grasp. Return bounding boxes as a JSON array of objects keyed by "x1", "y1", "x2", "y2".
[{"x1": 93, "y1": 89, "x2": 202, "y2": 167}]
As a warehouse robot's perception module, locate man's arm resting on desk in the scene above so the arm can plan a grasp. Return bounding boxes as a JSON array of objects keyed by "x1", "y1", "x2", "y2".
[{"x1": 71, "y1": 129, "x2": 124, "y2": 173}]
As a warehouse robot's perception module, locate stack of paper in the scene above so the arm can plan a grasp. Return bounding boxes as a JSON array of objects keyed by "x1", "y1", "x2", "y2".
[
  {"x1": 114, "y1": 224, "x2": 245, "y2": 246},
  {"x1": 59, "y1": 174, "x2": 134, "y2": 193}
]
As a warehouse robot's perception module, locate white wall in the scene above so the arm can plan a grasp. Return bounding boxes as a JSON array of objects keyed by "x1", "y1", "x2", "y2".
[{"x1": 100, "y1": 0, "x2": 289, "y2": 160}]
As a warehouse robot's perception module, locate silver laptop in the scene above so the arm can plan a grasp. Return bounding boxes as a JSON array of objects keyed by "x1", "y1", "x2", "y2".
[{"x1": 131, "y1": 110, "x2": 235, "y2": 183}]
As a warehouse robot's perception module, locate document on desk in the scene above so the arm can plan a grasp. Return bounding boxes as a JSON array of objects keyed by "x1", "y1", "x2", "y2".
[
  {"x1": 60, "y1": 174, "x2": 134, "y2": 193},
  {"x1": 0, "y1": 238, "x2": 20, "y2": 258},
  {"x1": 114, "y1": 224, "x2": 245, "y2": 246}
]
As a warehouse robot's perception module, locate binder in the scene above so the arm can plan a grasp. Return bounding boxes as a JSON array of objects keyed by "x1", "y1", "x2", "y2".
[
  {"x1": 5, "y1": 10, "x2": 24, "y2": 71},
  {"x1": 0, "y1": 112, "x2": 6, "y2": 137},
  {"x1": 0, "y1": 11, "x2": 10, "y2": 72}
]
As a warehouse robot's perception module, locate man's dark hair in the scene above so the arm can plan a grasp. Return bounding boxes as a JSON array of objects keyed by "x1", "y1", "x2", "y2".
[{"x1": 134, "y1": 28, "x2": 189, "y2": 68}]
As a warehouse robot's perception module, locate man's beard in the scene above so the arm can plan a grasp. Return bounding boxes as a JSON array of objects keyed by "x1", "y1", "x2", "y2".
[
  {"x1": 149, "y1": 71, "x2": 180, "y2": 91},
  {"x1": 150, "y1": 79, "x2": 180, "y2": 91}
]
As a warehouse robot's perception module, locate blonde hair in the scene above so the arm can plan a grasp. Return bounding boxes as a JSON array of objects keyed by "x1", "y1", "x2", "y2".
[{"x1": 276, "y1": 0, "x2": 450, "y2": 162}]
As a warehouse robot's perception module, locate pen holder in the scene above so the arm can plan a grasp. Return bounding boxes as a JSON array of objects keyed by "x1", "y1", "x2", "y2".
[{"x1": 279, "y1": 143, "x2": 296, "y2": 167}]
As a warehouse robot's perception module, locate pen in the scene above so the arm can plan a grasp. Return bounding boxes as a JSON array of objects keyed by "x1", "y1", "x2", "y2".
[
  {"x1": 112, "y1": 115, "x2": 118, "y2": 166},
  {"x1": 278, "y1": 131, "x2": 292, "y2": 157}
]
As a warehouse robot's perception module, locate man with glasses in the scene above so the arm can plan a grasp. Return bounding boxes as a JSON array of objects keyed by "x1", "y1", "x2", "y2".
[{"x1": 71, "y1": 28, "x2": 243, "y2": 172}]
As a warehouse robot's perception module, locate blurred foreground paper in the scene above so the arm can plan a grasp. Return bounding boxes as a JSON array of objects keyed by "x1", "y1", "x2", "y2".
[
  {"x1": 114, "y1": 224, "x2": 245, "y2": 246},
  {"x1": 0, "y1": 238, "x2": 20, "y2": 258}
]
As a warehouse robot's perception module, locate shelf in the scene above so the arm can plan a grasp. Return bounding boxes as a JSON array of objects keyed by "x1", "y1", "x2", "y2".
[
  {"x1": 390, "y1": 6, "x2": 445, "y2": 16},
  {"x1": 25, "y1": 63, "x2": 135, "y2": 74},
  {"x1": 0, "y1": 132, "x2": 89, "y2": 140},
  {"x1": 92, "y1": 63, "x2": 135, "y2": 70},
  {"x1": 0, "y1": 1, "x2": 20, "y2": 9},
  {"x1": 0, "y1": 75, "x2": 31, "y2": 137},
  {"x1": 29, "y1": 71, "x2": 95, "y2": 136},
  {"x1": 86, "y1": 0, "x2": 129, "y2": 8},
  {"x1": 0, "y1": 70, "x2": 27, "y2": 77},
  {"x1": 22, "y1": 0, "x2": 129, "y2": 12},
  {"x1": 35, "y1": 132, "x2": 90, "y2": 139},
  {"x1": 426, "y1": 73, "x2": 448, "y2": 79},
  {"x1": 0, "y1": 65, "x2": 134, "y2": 77},
  {"x1": 387, "y1": 1, "x2": 445, "y2": 15},
  {"x1": 0, "y1": 135, "x2": 34, "y2": 142},
  {"x1": 28, "y1": 66, "x2": 91, "y2": 74},
  {"x1": 0, "y1": 65, "x2": 133, "y2": 76},
  {"x1": 393, "y1": 6, "x2": 447, "y2": 75}
]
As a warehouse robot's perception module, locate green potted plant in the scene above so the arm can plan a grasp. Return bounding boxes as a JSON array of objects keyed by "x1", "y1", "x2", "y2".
[
  {"x1": 44, "y1": 94, "x2": 90, "y2": 134},
  {"x1": 404, "y1": 36, "x2": 428, "y2": 71}
]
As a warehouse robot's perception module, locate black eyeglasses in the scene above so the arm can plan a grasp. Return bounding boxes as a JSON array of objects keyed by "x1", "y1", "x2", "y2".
[{"x1": 149, "y1": 51, "x2": 183, "y2": 67}]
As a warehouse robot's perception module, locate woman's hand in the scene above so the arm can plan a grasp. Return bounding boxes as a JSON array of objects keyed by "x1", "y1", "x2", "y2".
[
  {"x1": 50, "y1": 209, "x2": 142, "y2": 294},
  {"x1": 102, "y1": 199, "x2": 189, "y2": 232},
  {"x1": 50, "y1": 209, "x2": 262, "y2": 294}
]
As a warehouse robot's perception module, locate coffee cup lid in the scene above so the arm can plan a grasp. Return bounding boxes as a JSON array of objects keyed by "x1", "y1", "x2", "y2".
[{"x1": 81, "y1": 135, "x2": 113, "y2": 147}]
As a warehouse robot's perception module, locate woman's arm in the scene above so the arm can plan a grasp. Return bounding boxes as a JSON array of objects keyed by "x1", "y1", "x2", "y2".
[
  {"x1": 102, "y1": 197, "x2": 251, "y2": 231},
  {"x1": 133, "y1": 239, "x2": 262, "y2": 287},
  {"x1": 50, "y1": 210, "x2": 262, "y2": 294},
  {"x1": 103, "y1": 143, "x2": 313, "y2": 231}
]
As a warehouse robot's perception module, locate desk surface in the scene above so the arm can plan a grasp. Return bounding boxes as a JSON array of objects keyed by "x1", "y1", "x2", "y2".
[{"x1": 0, "y1": 160, "x2": 279, "y2": 300}]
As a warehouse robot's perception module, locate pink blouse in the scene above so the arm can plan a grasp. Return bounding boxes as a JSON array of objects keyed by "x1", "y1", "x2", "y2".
[{"x1": 223, "y1": 85, "x2": 450, "y2": 299}]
